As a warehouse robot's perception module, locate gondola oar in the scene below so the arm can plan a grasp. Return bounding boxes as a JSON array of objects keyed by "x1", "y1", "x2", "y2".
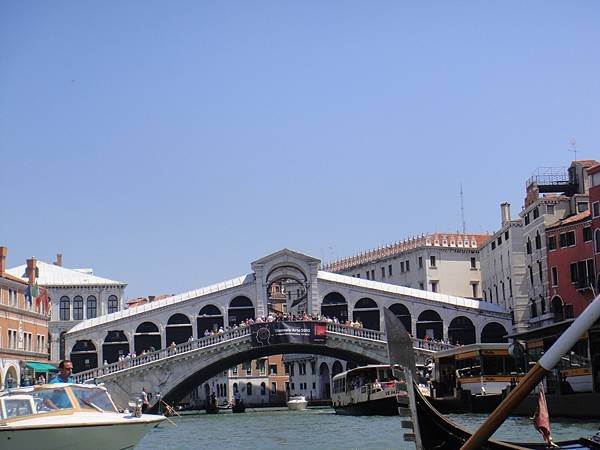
[{"x1": 461, "y1": 293, "x2": 600, "y2": 450}]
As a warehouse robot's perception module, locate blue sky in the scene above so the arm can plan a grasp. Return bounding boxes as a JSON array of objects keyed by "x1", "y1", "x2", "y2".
[{"x1": 1, "y1": 1, "x2": 599, "y2": 299}]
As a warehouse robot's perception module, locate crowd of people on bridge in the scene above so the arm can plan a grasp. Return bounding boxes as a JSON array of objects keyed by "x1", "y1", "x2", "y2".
[{"x1": 201, "y1": 311, "x2": 364, "y2": 338}]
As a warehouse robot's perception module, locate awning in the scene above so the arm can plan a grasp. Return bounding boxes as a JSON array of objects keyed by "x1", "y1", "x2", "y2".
[{"x1": 26, "y1": 362, "x2": 58, "y2": 372}]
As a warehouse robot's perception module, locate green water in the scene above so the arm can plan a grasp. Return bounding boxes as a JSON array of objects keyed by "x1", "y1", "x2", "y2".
[{"x1": 136, "y1": 408, "x2": 598, "y2": 450}]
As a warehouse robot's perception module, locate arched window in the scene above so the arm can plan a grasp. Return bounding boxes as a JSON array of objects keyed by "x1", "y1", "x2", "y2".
[
  {"x1": 595, "y1": 229, "x2": 600, "y2": 253},
  {"x1": 246, "y1": 382, "x2": 252, "y2": 396},
  {"x1": 481, "y1": 322, "x2": 508, "y2": 343},
  {"x1": 107, "y1": 295, "x2": 119, "y2": 314},
  {"x1": 73, "y1": 296, "x2": 83, "y2": 320},
  {"x1": 535, "y1": 231, "x2": 542, "y2": 250},
  {"x1": 261, "y1": 382, "x2": 266, "y2": 395},
  {"x1": 87, "y1": 296, "x2": 97, "y2": 319},
  {"x1": 59, "y1": 296, "x2": 70, "y2": 321},
  {"x1": 321, "y1": 292, "x2": 348, "y2": 322},
  {"x1": 530, "y1": 299, "x2": 537, "y2": 318}
]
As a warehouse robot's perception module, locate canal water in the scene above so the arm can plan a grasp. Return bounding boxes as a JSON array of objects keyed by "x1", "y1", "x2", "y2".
[{"x1": 136, "y1": 408, "x2": 598, "y2": 450}]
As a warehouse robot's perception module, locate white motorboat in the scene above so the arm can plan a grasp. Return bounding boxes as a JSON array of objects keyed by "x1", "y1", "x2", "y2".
[
  {"x1": 286, "y1": 395, "x2": 308, "y2": 411},
  {"x1": 0, "y1": 383, "x2": 165, "y2": 450}
]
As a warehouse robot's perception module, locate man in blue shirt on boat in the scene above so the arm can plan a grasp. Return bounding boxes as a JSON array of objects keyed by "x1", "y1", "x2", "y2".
[{"x1": 50, "y1": 360, "x2": 75, "y2": 384}]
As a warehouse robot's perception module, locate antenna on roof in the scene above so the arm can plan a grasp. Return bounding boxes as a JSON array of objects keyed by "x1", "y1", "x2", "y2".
[
  {"x1": 460, "y1": 182, "x2": 467, "y2": 234},
  {"x1": 569, "y1": 138, "x2": 577, "y2": 161}
]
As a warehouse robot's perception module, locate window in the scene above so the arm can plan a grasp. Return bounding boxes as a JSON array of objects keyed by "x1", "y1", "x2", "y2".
[
  {"x1": 388, "y1": 265, "x2": 392, "y2": 276},
  {"x1": 271, "y1": 382, "x2": 277, "y2": 394},
  {"x1": 492, "y1": 241, "x2": 496, "y2": 250},
  {"x1": 547, "y1": 204, "x2": 555, "y2": 215},
  {"x1": 243, "y1": 361, "x2": 251, "y2": 375},
  {"x1": 559, "y1": 231, "x2": 576, "y2": 248},
  {"x1": 311, "y1": 361, "x2": 316, "y2": 375},
  {"x1": 470, "y1": 257, "x2": 476, "y2": 269},
  {"x1": 366, "y1": 271, "x2": 370, "y2": 280},
  {"x1": 497, "y1": 236, "x2": 502, "y2": 246},
  {"x1": 269, "y1": 364, "x2": 277, "y2": 375},
  {"x1": 258, "y1": 359, "x2": 266, "y2": 375},
  {"x1": 533, "y1": 207, "x2": 539, "y2": 219},
  {"x1": 381, "y1": 267, "x2": 385, "y2": 279},
  {"x1": 535, "y1": 232, "x2": 541, "y2": 250},
  {"x1": 246, "y1": 383, "x2": 252, "y2": 396},
  {"x1": 505, "y1": 230, "x2": 509, "y2": 240},
  {"x1": 570, "y1": 263, "x2": 578, "y2": 283},
  {"x1": 261, "y1": 382, "x2": 266, "y2": 395},
  {"x1": 431, "y1": 281, "x2": 438, "y2": 293},
  {"x1": 406, "y1": 260, "x2": 410, "y2": 271},
  {"x1": 107, "y1": 295, "x2": 119, "y2": 314},
  {"x1": 501, "y1": 281, "x2": 506, "y2": 301},
  {"x1": 284, "y1": 364, "x2": 289, "y2": 374},
  {"x1": 577, "y1": 202, "x2": 589, "y2": 213},
  {"x1": 525, "y1": 214, "x2": 530, "y2": 225},
  {"x1": 299, "y1": 362, "x2": 306, "y2": 375},
  {"x1": 430, "y1": 256, "x2": 436, "y2": 268},
  {"x1": 400, "y1": 262, "x2": 405, "y2": 273},
  {"x1": 596, "y1": 230, "x2": 600, "y2": 253},
  {"x1": 471, "y1": 283, "x2": 478, "y2": 298},
  {"x1": 526, "y1": 239, "x2": 532, "y2": 254},
  {"x1": 59, "y1": 296, "x2": 70, "y2": 321},
  {"x1": 86, "y1": 296, "x2": 97, "y2": 319},
  {"x1": 73, "y1": 296, "x2": 83, "y2": 320},
  {"x1": 356, "y1": 273, "x2": 360, "y2": 278},
  {"x1": 593, "y1": 202, "x2": 600, "y2": 218},
  {"x1": 495, "y1": 285, "x2": 499, "y2": 303},
  {"x1": 548, "y1": 236, "x2": 557, "y2": 251},
  {"x1": 530, "y1": 299, "x2": 537, "y2": 318},
  {"x1": 552, "y1": 267, "x2": 558, "y2": 286},
  {"x1": 583, "y1": 226, "x2": 592, "y2": 242},
  {"x1": 419, "y1": 282, "x2": 424, "y2": 290},
  {"x1": 418, "y1": 257, "x2": 423, "y2": 269},
  {"x1": 371, "y1": 270, "x2": 375, "y2": 280},
  {"x1": 529, "y1": 266, "x2": 534, "y2": 285},
  {"x1": 538, "y1": 260, "x2": 543, "y2": 282}
]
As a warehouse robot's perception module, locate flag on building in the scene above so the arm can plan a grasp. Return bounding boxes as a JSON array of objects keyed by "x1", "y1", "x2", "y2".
[
  {"x1": 35, "y1": 286, "x2": 50, "y2": 311},
  {"x1": 532, "y1": 383, "x2": 558, "y2": 447},
  {"x1": 24, "y1": 284, "x2": 32, "y2": 306}
]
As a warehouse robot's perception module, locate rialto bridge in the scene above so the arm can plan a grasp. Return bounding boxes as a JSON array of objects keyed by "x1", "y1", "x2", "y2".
[{"x1": 65, "y1": 249, "x2": 511, "y2": 375}]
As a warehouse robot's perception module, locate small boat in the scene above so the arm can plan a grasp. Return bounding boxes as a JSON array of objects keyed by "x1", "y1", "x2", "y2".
[
  {"x1": 232, "y1": 399, "x2": 246, "y2": 413},
  {"x1": 287, "y1": 395, "x2": 308, "y2": 411},
  {"x1": 0, "y1": 383, "x2": 165, "y2": 450},
  {"x1": 331, "y1": 364, "x2": 409, "y2": 415}
]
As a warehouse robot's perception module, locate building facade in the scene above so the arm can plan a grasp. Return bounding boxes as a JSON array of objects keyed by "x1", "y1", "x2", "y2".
[
  {"x1": 7, "y1": 255, "x2": 127, "y2": 363},
  {"x1": 479, "y1": 202, "x2": 528, "y2": 333},
  {"x1": 0, "y1": 247, "x2": 51, "y2": 388},
  {"x1": 324, "y1": 232, "x2": 491, "y2": 300}
]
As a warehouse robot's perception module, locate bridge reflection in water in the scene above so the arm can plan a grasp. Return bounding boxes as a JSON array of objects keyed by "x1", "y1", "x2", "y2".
[{"x1": 73, "y1": 322, "x2": 454, "y2": 410}]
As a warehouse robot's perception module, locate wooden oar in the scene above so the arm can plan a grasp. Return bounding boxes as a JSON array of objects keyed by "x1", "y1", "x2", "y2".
[{"x1": 461, "y1": 293, "x2": 600, "y2": 450}]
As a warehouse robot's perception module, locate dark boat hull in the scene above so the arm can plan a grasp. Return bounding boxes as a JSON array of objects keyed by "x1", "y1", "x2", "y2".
[
  {"x1": 413, "y1": 382, "x2": 600, "y2": 450},
  {"x1": 334, "y1": 395, "x2": 408, "y2": 416}
]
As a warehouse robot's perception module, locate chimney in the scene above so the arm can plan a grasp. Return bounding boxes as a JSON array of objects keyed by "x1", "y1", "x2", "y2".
[
  {"x1": 54, "y1": 253, "x2": 63, "y2": 267},
  {"x1": 500, "y1": 202, "x2": 511, "y2": 226},
  {"x1": 26, "y1": 257, "x2": 37, "y2": 285},
  {"x1": 0, "y1": 246, "x2": 7, "y2": 276}
]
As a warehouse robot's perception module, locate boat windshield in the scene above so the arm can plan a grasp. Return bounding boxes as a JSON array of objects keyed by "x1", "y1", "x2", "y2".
[
  {"x1": 34, "y1": 387, "x2": 73, "y2": 412},
  {"x1": 3, "y1": 398, "x2": 34, "y2": 418},
  {"x1": 70, "y1": 386, "x2": 117, "y2": 412}
]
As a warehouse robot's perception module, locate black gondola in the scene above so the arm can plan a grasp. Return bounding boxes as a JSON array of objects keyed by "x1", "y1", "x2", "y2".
[
  {"x1": 412, "y1": 379, "x2": 600, "y2": 450},
  {"x1": 232, "y1": 399, "x2": 246, "y2": 413}
]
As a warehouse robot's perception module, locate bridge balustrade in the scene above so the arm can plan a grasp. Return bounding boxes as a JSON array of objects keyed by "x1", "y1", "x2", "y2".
[{"x1": 72, "y1": 321, "x2": 455, "y2": 384}]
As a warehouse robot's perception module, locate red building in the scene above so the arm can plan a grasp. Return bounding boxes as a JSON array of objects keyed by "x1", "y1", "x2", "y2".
[
  {"x1": 546, "y1": 211, "x2": 594, "y2": 320},
  {"x1": 589, "y1": 164, "x2": 600, "y2": 291}
]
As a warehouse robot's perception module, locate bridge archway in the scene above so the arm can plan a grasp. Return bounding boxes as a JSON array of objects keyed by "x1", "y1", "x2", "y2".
[
  {"x1": 197, "y1": 305, "x2": 224, "y2": 336},
  {"x1": 166, "y1": 314, "x2": 193, "y2": 345},
  {"x1": 102, "y1": 331, "x2": 129, "y2": 364},
  {"x1": 388, "y1": 303, "x2": 411, "y2": 333},
  {"x1": 228, "y1": 296, "x2": 255, "y2": 326},
  {"x1": 319, "y1": 362, "x2": 330, "y2": 398},
  {"x1": 70, "y1": 340, "x2": 98, "y2": 373},
  {"x1": 321, "y1": 292, "x2": 348, "y2": 322},
  {"x1": 416, "y1": 310, "x2": 443, "y2": 340},
  {"x1": 353, "y1": 298, "x2": 380, "y2": 330},
  {"x1": 481, "y1": 322, "x2": 508, "y2": 343},
  {"x1": 448, "y1": 316, "x2": 476, "y2": 345},
  {"x1": 134, "y1": 322, "x2": 161, "y2": 354},
  {"x1": 156, "y1": 340, "x2": 382, "y2": 409}
]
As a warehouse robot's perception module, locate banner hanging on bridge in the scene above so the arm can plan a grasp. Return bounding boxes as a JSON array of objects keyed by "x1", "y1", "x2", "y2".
[{"x1": 251, "y1": 321, "x2": 327, "y2": 346}]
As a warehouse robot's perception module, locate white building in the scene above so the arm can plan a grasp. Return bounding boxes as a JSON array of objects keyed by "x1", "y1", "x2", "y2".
[
  {"x1": 324, "y1": 232, "x2": 491, "y2": 300},
  {"x1": 7, "y1": 254, "x2": 127, "y2": 362},
  {"x1": 479, "y1": 203, "x2": 528, "y2": 333}
]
